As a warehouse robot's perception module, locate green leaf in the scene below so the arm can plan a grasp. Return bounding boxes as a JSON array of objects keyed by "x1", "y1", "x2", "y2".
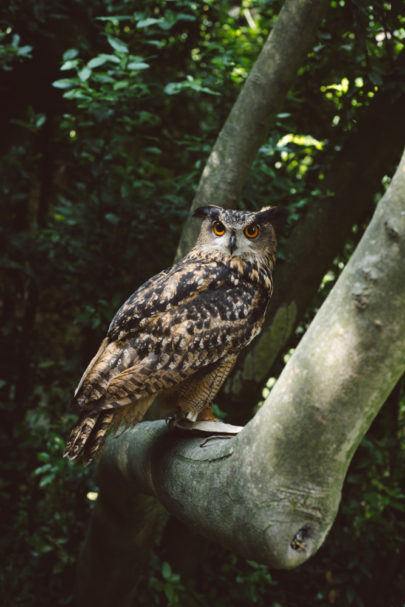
[
  {"x1": 34, "y1": 463, "x2": 52, "y2": 476},
  {"x1": 63, "y1": 48, "x2": 79, "y2": 61},
  {"x1": 105, "y1": 213, "x2": 120, "y2": 225},
  {"x1": 60, "y1": 59, "x2": 79, "y2": 71},
  {"x1": 176, "y1": 13, "x2": 196, "y2": 23},
  {"x1": 164, "y1": 82, "x2": 182, "y2": 95},
  {"x1": 87, "y1": 54, "x2": 119, "y2": 69},
  {"x1": 107, "y1": 35, "x2": 129, "y2": 54},
  {"x1": 17, "y1": 45, "x2": 32, "y2": 57},
  {"x1": 127, "y1": 61, "x2": 149, "y2": 70},
  {"x1": 37, "y1": 452, "x2": 50, "y2": 463},
  {"x1": 162, "y1": 561, "x2": 172, "y2": 580},
  {"x1": 78, "y1": 66, "x2": 92, "y2": 82},
  {"x1": 96, "y1": 15, "x2": 133, "y2": 21},
  {"x1": 36, "y1": 114, "x2": 46, "y2": 128},
  {"x1": 52, "y1": 78, "x2": 78, "y2": 89},
  {"x1": 63, "y1": 89, "x2": 87, "y2": 99},
  {"x1": 136, "y1": 17, "x2": 164, "y2": 29},
  {"x1": 39, "y1": 473, "x2": 56, "y2": 488},
  {"x1": 113, "y1": 80, "x2": 129, "y2": 91},
  {"x1": 145, "y1": 39, "x2": 165, "y2": 49},
  {"x1": 164, "y1": 79, "x2": 219, "y2": 96},
  {"x1": 113, "y1": 81, "x2": 129, "y2": 91}
]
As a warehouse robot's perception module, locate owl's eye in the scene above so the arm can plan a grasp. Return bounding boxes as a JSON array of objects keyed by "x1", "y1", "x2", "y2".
[
  {"x1": 213, "y1": 221, "x2": 226, "y2": 236},
  {"x1": 244, "y1": 224, "x2": 259, "y2": 239}
]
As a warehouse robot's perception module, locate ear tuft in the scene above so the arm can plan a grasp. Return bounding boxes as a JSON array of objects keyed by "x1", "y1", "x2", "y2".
[
  {"x1": 193, "y1": 205, "x2": 221, "y2": 220},
  {"x1": 256, "y1": 206, "x2": 288, "y2": 225}
]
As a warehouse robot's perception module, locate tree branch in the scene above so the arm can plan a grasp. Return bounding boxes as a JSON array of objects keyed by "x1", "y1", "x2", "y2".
[
  {"x1": 176, "y1": 0, "x2": 329, "y2": 259},
  {"x1": 77, "y1": 149, "x2": 405, "y2": 605},
  {"x1": 225, "y1": 65, "x2": 405, "y2": 416}
]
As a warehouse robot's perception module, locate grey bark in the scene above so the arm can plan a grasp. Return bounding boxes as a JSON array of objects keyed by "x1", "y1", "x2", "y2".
[
  {"x1": 225, "y1": 73, "x2": 405, "y2": 414},
  {"x1": 76, "y1": 150, "x2": 405, "y2": 605},
  {"x1": 176, "y1": 0, "x2": 329, "y2": 259}
]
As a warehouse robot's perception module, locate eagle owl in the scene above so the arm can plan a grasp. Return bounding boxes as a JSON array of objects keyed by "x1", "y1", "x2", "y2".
[{"x1": 64, "y1": 205, "x2": 279, "y2": 464}]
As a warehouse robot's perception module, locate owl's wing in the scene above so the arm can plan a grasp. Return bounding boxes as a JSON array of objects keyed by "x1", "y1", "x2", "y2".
[
  {"x1": 80, "y1": 279, "x2": 268, "y2": 413},
  {"x1": 107, "y1": 253, "x2": 228, "y2": 341},
  {"x1": 72, "y1": 254, "x2": 229, "y2": 408}
]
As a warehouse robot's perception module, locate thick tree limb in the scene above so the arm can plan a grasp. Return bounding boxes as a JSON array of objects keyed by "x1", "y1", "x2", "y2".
[
  {"x1": 77, "y1": 149, "x2": 405, "y2": 605},
  {"x1": 176, "y1": 0, "x2": 329, "y2": 259},
  {"x1": 225, "y1": 72, "x2": 405, "y2": 417}
]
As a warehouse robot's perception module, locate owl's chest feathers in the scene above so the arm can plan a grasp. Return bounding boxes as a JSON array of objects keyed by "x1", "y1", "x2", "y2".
[
  {"x1": 171, "y1": 257, "x2": 272, "y2": 323},
  {"x1": 227, "y1": 256, "x2": 273, "y2": 293}
]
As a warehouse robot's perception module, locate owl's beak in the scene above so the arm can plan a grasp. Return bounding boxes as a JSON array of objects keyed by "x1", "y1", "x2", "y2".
[{"x1": 229, "y1": 233, "x2": 237, "y2": 255}]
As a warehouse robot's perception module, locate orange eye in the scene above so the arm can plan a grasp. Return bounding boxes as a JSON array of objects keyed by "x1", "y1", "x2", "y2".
[
  {"x1": 213, "y1": 221, "x2": 226, "y2": 236},
  {"x1": 244, "y1": 224, "x2": 259, "y2": 239}
]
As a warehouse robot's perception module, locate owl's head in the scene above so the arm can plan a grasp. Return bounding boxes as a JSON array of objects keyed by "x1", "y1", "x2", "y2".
[{"x1": 193, "y1": 205, "x2": 281, "y2": 265}]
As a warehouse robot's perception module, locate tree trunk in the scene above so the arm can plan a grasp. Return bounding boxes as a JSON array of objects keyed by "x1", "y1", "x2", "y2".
[
  {"x1": 75, "y1": 490, "x2": 163, "y2": 607},
  {"x1": 175, "y1": 0, "x2": 329, "y2": 259},
  {"x1": 76, "y1": 149, "x2": 405, "y2": 606}
]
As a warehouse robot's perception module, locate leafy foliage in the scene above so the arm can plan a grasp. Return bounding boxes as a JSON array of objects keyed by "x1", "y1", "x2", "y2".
[
  {"x1": 0, "y1": 0, "x2": 404, "y2": 605},
  {"x1": 0, "y1": 30, "x2": 32, "y2": 70}
]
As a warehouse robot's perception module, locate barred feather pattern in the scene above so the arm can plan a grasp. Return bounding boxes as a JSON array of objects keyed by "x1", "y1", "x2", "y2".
[{"x1": 64, "y1": 205, "x2": 278, "y2": 464}]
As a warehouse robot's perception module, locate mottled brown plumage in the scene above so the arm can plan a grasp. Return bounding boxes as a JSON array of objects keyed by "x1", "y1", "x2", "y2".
[{"x1": 64, "y1": 205, "x2": 279, "y2": 464}]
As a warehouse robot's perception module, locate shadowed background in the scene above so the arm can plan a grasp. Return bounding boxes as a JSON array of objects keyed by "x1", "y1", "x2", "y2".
[{"x1": 1, "y1": 1, "x2": 404, "y2": 605}]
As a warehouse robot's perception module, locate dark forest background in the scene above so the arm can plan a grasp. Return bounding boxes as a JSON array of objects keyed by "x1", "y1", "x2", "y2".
[{"x1": 0, "y1": 1, "x2": 404, "y2": 605}]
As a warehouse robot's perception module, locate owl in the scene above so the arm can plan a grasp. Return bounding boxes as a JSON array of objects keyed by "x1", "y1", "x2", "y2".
[{"x1": 64, "y1": 205, "x2": 280, "y2": 464}]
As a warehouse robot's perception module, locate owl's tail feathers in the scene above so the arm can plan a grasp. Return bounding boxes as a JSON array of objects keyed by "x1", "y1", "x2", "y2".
[
  {"x1": 64, "y1": 395, "x2": 156, "y2": 465},
  {"x1": 82, "y1": 411, "x2": 114, "y2": 465},
  {"x1": 64, "y1": 410, "x2": 113, "y2": 466}
]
